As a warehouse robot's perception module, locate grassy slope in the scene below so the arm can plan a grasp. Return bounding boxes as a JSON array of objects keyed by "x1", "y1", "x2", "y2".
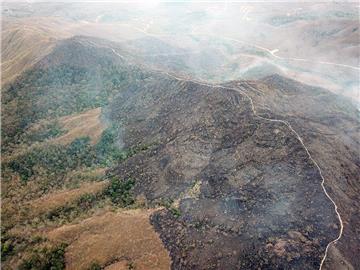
[
  {"x1": 1, "y1": 17, "x2": 74, "y2": 86},
  {"x1": 1, "y1": 36, "x2": 169, "y2": 269}
]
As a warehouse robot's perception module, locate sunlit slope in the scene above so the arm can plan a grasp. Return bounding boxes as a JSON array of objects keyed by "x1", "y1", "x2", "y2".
[
  {"x1": 1, "y1": 35, "x2": 144, "y2": 154},
  {"x1": 1, "y1": 36, "x2": 171, "y2": 269},
  {"x1": 1, "y1": 17, "x2": 74, "y2": 86}
]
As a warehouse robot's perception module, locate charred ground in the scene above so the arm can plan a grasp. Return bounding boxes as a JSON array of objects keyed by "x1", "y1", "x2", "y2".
[
  {"x1": 1, "y1": 35, "x2": 358, "y2": 270},
  {"x1": 107, "y1": 75, "x2": 341, "y2": 269}
]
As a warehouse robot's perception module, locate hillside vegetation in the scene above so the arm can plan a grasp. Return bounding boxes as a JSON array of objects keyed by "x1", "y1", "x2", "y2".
[
  {"x1": 1, "y1": 30, "x2": 359, "y2": 270},
  {"x1": 1, "y1": 36, "x2": 168, "y2": 269}
]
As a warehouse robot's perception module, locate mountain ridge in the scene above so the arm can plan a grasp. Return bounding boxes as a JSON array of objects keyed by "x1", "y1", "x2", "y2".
[{"x1": 1, "y1": 34, "x2": 359, "y2": 270}]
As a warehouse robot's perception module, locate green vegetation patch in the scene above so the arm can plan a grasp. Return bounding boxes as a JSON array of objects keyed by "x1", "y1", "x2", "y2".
[
  {"x1": 95, "y1": 125, "x2": 155, "y2": 166},
  {"x1": 44, "y1": 192, "x2": 104, "y2": 223},
  {"x1": 1, "y1": 232, "x2": 46, "y2": 263},
  {"x1": 3, "y1": 124, "x2": 156, "y2": 187},
  {"x1": 6, "y1": 137, "x2": 95, "y2": 182},
  {"x1": 88, "y1": 262, "x2": 102, "y2": 270},
  {"x1": 105, "y1": 177, "x2": 135, "y2": 206},
  {"x1": 1, "y1": 239, "x2": 14, "y2": 261},
  {"x1": 22, "y1": 121, "x2": 66, "y2": 145},
  {"x1": 159, "y1": 198, "x2": 181, "y2": 218},
  {"x1": 95, "y1": 125, "x2": 127, "y2": 166},
  {"x1": 2, "y1": 60, "x2": 151, "y2": 153},
  {"x1": 18, "y1": 243, "x2": 67, "y2": 270},
  {"x1": 40, "y1": 176, "x2": 137, "y2": 224}
]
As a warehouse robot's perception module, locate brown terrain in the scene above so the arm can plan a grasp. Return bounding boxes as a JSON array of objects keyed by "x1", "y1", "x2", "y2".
[
  {"x1": 1, "y1": 2, "x2": 359, "y2": 270},
  {"x1": 30, "y1": 181, "x2": 108, "y2": 216},
  {"x1": 47, "y1": 209, "x2": 171, "y2": 270},
  {"x1": 1, "y1": 17, "x2": 73, "y2": 86},
  {"x1": 52, "y1": 107, "x2": 106, "y2": 145}
]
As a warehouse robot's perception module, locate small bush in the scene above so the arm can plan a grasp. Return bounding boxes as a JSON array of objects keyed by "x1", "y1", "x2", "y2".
[
  {"x1": 1, "y1": 240, "x2": 14, "y2": 261},
  {"x1": 77, "y1": 193, "x2": 98, "y2": 209},
  {"x1": 169, "y1": 207, "x2": 181, "y2": 218},
  {"x1": 88, "y1": 262, "x2": 102, "y2": 270},
  {"x1": 159, "y1": 198, "x2": 181, "y2": 218}
]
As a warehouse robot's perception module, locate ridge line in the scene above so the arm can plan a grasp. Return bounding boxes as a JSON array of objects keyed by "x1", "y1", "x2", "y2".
[{"x1": 110, "y1": 48, "x2": 344, "y2": 270}]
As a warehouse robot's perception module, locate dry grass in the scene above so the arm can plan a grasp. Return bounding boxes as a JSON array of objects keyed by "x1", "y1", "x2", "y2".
[
  {"x1": 1, "y1": 175, "x2": 108, "y2": 232},
  {"x1": 1, "y1": 17, "x2": 73, "y2": 86},
  {"x1": 1, "y1": 16, "x2": 143, "y2": 86},
  {"x1": 2, "y1": 107, "x2": 105, "y2": 164},
  {"x1": 64, "y1": 167, "x2": 107, "y2": 187},
  {"x1": 52, "y1": 107, "x2": 105, "y2": 145},
  {"x1": 104, "y1": 261, "x2": 129, "y2": 270},
  {"x1": 47, "y1": 209, "x2": 171, "y2": 270},
  {"x1": 30, "y1": 181, "x2": 108, "y2": 216}
]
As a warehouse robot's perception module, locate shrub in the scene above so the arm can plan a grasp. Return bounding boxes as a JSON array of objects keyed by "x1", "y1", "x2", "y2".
[
  {"x1": 6, "y1": 137, "x2": 95, "y2": 182},
  {"x1": 105, "y1": 177, "x2": 135, "y2": 206},
  {"x1": 158, "y1": 198, "x2": 181, "y2": 218},
  {"x1": 88, "y1": 262, "x2": 102, "y2": 270},
  {"x1": 44, "y1": 192, "x2": 103, "y2": 222},
  {"x1": 22, "y1": 121, "x2": 65, "y2": 145},
  {"x1": 169, "y1": 207, "x2": 181, "y2": 218},
  {"x1": 1, "y1": 241, "x2": 14, "y2": 261},
  {"x1": 77, "y1": 193, "x2": 99, "y2": 209},
  {"x1": 66, "y1": 137, "x2": 95, "y2": 168},
  {"x1": 18, "y1": 243, "x2": 67, "y2": 270}
]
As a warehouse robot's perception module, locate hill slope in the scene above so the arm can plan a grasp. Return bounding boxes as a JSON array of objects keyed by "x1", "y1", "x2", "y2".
[{"x1": 1, "y1": 35, "x2": 359, "y2": 270}]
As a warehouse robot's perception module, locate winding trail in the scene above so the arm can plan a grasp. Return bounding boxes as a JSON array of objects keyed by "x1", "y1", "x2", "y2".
[{"x1": 107, "y1": 41, "x2": 344, "y2": 269}]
